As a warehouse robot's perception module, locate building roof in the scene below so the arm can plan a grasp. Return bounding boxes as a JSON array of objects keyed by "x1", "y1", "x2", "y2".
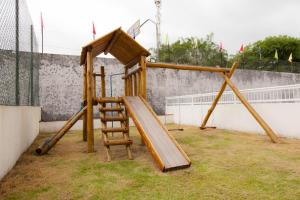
[{"x1": 80, "y1": 27, "x2": 150, "y2": 67}]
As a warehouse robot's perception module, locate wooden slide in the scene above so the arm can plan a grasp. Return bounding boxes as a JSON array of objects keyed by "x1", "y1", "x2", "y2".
[{"x1": 123, "y1": 96, "x2": 191, "y2": 172}]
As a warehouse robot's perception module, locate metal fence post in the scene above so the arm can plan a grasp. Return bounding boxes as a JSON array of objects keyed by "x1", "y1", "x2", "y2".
[
  {"x1": 30, "y1": 25, "x2": 34, "y2": 105},
  {"x1": 15, "y1": 0, "x2": 19, "y2": 105}
]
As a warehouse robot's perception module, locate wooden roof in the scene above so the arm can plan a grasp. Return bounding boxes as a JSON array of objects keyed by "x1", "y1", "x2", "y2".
[{"x1": 80, "y1": 27, "x2": 150, "y2": 67}]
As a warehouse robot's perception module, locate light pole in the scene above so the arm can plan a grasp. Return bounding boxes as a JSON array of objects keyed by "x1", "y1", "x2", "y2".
[
  {"x1": 154, "y1": 0, "x2": 161, "y2": 59},
  {"x1": 140, "y1": 18, "x2": 160, "y2": 61},
  {"x1": 134, "y1": 0, "x2": 161, "y2": 60}
]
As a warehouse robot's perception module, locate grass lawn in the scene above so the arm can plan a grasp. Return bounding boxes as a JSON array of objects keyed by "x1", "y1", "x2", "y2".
[{"x1": 1, "y1": 125, "x2": 300, "y2": 200}]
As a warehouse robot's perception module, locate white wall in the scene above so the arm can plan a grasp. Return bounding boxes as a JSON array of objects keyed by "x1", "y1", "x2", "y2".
[
  {"x1": 0, "y1": 106, "x2": 41, "y2": 180},
  {"x1": 39, "y1": 115, "x2": 174, "y2": 133},
  {"x1": 166, "y1": 103, "x2": 300, "y2": 138}
]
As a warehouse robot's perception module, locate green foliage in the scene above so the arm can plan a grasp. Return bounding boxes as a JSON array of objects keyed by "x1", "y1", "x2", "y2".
[
  {"x1": 158, "y1": 33, "x2": 228, "y2": 66},
  {"x1": 230, "y1": 35, "x2": 300, "y2": 72}
]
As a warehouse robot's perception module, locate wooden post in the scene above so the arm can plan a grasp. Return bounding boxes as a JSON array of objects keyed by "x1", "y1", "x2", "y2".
[
  {"x1": 133, "y1": 73, "x2": 137, "y2": 96},
  {"x1": 124, "y1": 67, "x2": 128, "y2": 96},
  {"x1": 138, "y1": 70, "x2": 142, "y2": 96},
  {"x1": 101, "y1": 66, "x2": 106, "y2": 97},
  {"x1": 221, "y1": 73, "x2": 280, "y2": 143},
  {"x1": 128, "y1": 75, "x2": 132, "y2": 96},
  {"x1": 82, "y1": 64, "x2": 87, "y2": 141},
  {"x1": 200, "y1": 62, "x2": 239, "y2": 129},
  {"x1": 93, "y1": 73, "x2": 96, "y2": 98},
  {"x1": 86, "y1": 50, "x2": 94, "y2": 152},
  {"x1": 140, "y1": 56, "x2": 147, "y2": 99}
]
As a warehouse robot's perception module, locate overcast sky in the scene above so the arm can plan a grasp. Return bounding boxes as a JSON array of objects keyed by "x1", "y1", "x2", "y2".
[{"x1": 26, "y1": 0, "x2": 300, "y2": 56}]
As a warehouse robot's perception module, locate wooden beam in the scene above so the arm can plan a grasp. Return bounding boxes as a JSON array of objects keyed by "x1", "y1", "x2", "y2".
[
  {"x1": 133, "y1": 73, "x2": 137, "y2": 96},
  {"x1": 124, "y1": 67, "x2": 128, "y2": 96},
  {"x1": 123, "y1": 67, "x2": 141, "y2": 79},
  {"x1": 104, "y1": 29, "x2": 122, "y2": 55},
  {"x1": 100, "y1": 66, "x2": 106, "y2": 98},
  {"x1": 138, "y1": 70, "x2": 142, "y2": 96},
  {"x1": 93, "y1": 73, "x2": 96, "y2": 98},
  {"x1": 128, "y1": 75, "x2": 133, "y2": 96},
  {"x1": 82, "y1": 64, "x2": 87, "y2": 141},
  {"x1": 86, "y1": 51, "x2": 94, "y2": 152},
  {"x1": 220, "y1": 73, "x2": 281, "y2": 143},
  {"x1": 146, "y1": 62, "x2": 230, "y2": 73},
  {"x1": 140, "y1": 56, "x2": 147, "y2": 99},
  {"x1": 36, "y1": 107, "x2": 87, "y2": 155},
  {"x1": 124, "y1": 55, "x2": 141, "y2": 69},
  {"x1": 200, "y1": 62, "x2": 239, "y2": 129}
]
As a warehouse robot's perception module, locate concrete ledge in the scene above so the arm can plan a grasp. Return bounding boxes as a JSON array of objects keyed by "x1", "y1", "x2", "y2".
[
  {"x1": 0, "y1": 106, "x2": 41, "y2": 180},
  {"x1": 39, "y1": 115, "x2": 174, "y2": 133}
]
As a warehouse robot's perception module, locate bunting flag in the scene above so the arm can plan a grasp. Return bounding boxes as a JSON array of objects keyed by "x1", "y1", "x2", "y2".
[
  {"x1": 219, "y1": 42, "x2": 223, "y2": 52},
  {"x1": 92, "y1": 22, "x2": 96, "y2": 40},
  {"x1": 165, "y1": 34, "x2": 169, "y2": 45},
  {"x1": 239, "y1": 44, "x2": 244, "y2": 53},
  {"x1": 193, "y1": 38, "x2": 198, "y2": 49},
  {"x1": 288, "y1": 53, "x2": 293, "y2": 63},
  {"x1": 274, "y1": 49, "x2": 278, "y2": 60}
]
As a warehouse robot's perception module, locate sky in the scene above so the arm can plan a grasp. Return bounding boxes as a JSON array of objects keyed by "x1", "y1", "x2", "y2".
[{"x1": 26, "y1": 0, "x2": 300, "y2": 56}]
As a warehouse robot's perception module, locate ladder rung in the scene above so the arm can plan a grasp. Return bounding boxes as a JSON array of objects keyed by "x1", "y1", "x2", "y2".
[
  {"x1": 100, "y1": 116, "x2": 127, "y2": 122},
  {"x1": 102, "y1": 127, "x2": 129, "y2": 133},
  {"x1": 104, "y1": 139, "x2": 133, "y2": 146},
  {"x1": 99, "y1": 107, "x2": 124, "y2": 112},
  {"x1": 96, "y1": 97, "x2": 123, "y2": 103}
]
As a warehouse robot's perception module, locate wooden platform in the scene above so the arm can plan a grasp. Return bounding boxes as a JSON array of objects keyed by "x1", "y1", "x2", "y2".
[{"x1": 123, "y1": 96, "x2": 191, "y2": 172}]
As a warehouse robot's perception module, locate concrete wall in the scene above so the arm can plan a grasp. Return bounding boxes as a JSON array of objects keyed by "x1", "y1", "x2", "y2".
[
  {"x1": 38, "y1": 53, "x2": 300, "y2": 121},
  {"x1": 0, "y1": 106, "x2": 41, "y2": 180},
  {"x1": 166, "y1": 103, "x2": 300, "y2": 139}
]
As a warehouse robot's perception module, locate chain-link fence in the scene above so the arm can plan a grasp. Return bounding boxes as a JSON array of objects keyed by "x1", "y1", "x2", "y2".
[
  {"x1": 0, "y1": 0, "x2": 39, "y2": 106},
  {"x1": 237, "y1": 59, "x2": 300, "y2": 73}
]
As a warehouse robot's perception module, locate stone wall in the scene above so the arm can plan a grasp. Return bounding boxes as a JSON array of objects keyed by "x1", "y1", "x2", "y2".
[
  {"x1": 39, "y1": 53, "x2": 123, "y2": 121},
  {"x1": 0, "y1": 50, "x2": 39, "y2": 106},
  {"x1": 38, "y1": 53, "x2": 300, "y2": 121}
]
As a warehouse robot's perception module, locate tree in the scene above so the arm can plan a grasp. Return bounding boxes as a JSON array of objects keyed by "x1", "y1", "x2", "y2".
[
  {"x1": 231, "y1": 35, "x2": 300, "y2": 72},
  {"x1": 158, "y1": 33, "x2": 228, "y2": 66}
]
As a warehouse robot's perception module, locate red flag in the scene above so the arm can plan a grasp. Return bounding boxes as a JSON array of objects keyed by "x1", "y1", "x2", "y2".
[
  {"x1": 92, "y1": 22, "x2": 96, "y2": 38},
  {"x1": 219, "y1": 42, "x2": 223, "y2": 52},
  {"x1": 40, "y1": 12, "x2": 44, "y2": 30},
  {"x1": 239, "y1": 44, "x2": 244, "y2": 53}
]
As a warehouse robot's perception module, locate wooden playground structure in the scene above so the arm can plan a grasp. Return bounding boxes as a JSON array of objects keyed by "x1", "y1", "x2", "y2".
[{"x1": 36, "y1": 27, "x2": 280, "y2": 172}]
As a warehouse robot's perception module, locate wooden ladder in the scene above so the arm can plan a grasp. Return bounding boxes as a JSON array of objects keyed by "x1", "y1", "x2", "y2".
[{"x1": 98, "y1": 97, "x2": 133, "y2": 161}]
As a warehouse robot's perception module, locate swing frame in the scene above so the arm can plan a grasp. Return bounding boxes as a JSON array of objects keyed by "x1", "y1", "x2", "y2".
[{"x1": 147, "y1": 61, "x2": 281, "y2": 143}]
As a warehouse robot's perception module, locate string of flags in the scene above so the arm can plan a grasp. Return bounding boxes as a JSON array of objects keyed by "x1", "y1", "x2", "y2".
[
  {"x1": 274, "y1": 49, "x2": 293, "y2": 63},
  {"x1": 219, "y1": 42, "x2": 223, "y2": 52}
]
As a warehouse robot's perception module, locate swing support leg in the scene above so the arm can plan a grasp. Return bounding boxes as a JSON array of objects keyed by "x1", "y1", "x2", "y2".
[
  {"x1": 220, "y1": 73, "x2": 280, "y2": 143},
  {"x1": 200, "y1": 62, "x2": 239, "y2": 129}
]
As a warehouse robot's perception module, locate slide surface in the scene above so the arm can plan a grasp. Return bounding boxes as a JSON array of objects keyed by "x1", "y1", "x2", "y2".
[{"x1": 123, "y1": 96, "x2": 191, "y2": 171}]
